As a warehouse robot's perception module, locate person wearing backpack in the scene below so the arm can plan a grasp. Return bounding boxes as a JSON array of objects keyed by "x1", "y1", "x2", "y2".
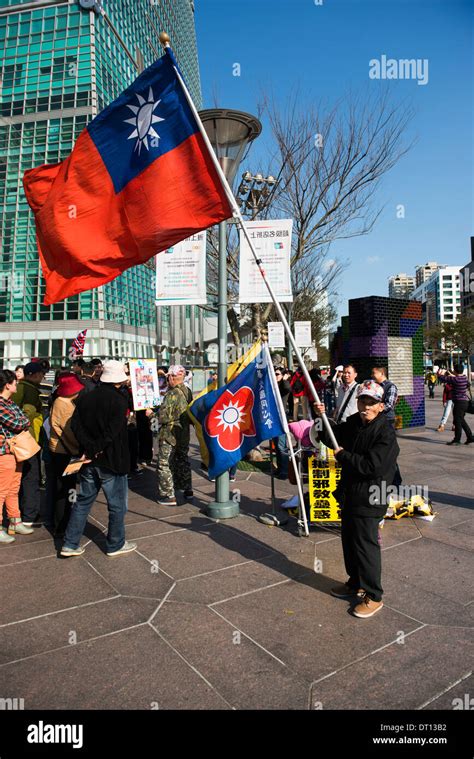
[{"x1": 290, "y1": 367, "x2": 308, "y2": 421}]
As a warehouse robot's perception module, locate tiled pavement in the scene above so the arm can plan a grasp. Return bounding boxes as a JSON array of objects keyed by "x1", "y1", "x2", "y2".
[{"x1": 0, "y1": 392, "x2": 472, "y2": 710}]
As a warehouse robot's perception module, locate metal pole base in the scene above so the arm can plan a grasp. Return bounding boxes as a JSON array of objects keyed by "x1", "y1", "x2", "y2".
[
  {"x1": 258, "y1": 512, "x2": 289, "y2": 527},
  {"x1": 206, "y1": 501, "x2": 240, "y2": 520}
]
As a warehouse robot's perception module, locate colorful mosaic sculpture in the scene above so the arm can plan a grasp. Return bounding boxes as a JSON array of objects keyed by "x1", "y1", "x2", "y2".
[{"x1": 331, "y1": 296, "x2": 425, "y2": 429}]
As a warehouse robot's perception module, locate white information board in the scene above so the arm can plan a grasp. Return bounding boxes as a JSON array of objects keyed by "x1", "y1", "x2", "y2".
[
  {"x1": 156, "y1": 232, "x2": 207, "y2": 306},
  {"x1": 294, "y1": 321, "x2": 312, "y2": 348},
  {"x1": 239, "y1": 219, "x2": 293, "y2": 304},
  {"x1": 267, "y1": 322, "x2": 285, "y2": 348}
]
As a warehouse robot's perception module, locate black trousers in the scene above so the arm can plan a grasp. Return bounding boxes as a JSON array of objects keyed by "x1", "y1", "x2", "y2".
[
  {"x1": 128, "y1": 425, "x2": 139, "y2": 472},
  {"x1": 19, "y1": 451, "x2": 41, "y2": 522},
  {"x1": 49, "y1": 452, "x2": 77, "y2": 535},
  {"x1": 137, "y1": 411, "x2": 153, "y2": 462},
  {"x1": 341, "y1": 509, "x2": 383, "y2": 602},
  {"x1": 452, "y1": 400, "x2": 473, "y2": 442}
]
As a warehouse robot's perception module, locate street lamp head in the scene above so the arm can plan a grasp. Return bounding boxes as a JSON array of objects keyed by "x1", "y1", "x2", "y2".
[
  {"x1": 254, "y1": 173, "x2": 263, "y2": 184},
  {"x1": 198, "y1": 109, "x2": 262, "y2": 185},
  {"x1": 242, "y1": 170, "x2": 252, "y2": 181},
  {"x1": 266, "y1": 175, "x2": 276, "y2": 185}
]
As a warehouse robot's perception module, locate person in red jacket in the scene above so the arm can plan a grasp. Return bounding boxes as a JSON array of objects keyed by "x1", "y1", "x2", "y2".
[{"x1": 290, "y1": 367, "x2": 309, "y2": 421}]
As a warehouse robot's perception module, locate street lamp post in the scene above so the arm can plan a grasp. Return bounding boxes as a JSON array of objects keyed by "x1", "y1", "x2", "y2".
[
  {"x1": 199, "y1": 109, "x2": 262, "y2": 519},
  {"x1": 236, "y1": 172, "x2": 277, "y2": 217}
]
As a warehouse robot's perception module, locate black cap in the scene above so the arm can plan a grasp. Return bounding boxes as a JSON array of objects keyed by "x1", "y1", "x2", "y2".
[{"x1": 24, "y1": 362, "x2": 44, "y2": 376}]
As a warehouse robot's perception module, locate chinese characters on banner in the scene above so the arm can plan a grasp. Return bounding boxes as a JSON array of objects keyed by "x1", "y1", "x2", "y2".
[
  {"x1": 308, "y1": 449, "x2": 342, "y2": 522},
  {"x1": 267, "y1": 321, "x2": 285, "y2": 348},
  {"x1": 156, "y1": 231, "x2": 207, "y2": 306},
  {"x1": 129, "y1": 359, "x2": 161, "y2": 410},
  {"x1": 238, "y1": 219, "x2": 293, "y2": 304},
  {"x1": 294, "y1": 320, "x2": 312, "y2": 348},
  {"x1": 256, "y1": 359, "x2": 276, "y2": 433}
]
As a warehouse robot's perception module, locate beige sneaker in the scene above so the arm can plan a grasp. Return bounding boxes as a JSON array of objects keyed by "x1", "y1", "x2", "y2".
[{"x1": 352, "y1": 595, "x2": 384, "y2": 618}]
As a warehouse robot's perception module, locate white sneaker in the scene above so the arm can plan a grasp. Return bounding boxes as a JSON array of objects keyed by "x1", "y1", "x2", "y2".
[
  {"x1": 0, "y1": 529, "x2": 15, "y2": 544},
  {"x1": 106, "y1": 541, "x2": 137, "y2": 558},
  {"x1": 60, "y1": 545, "x2": 85, "y2": 557}
]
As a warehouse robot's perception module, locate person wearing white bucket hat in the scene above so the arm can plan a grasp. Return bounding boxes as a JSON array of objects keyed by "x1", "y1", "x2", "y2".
[
  {"x1": 60, "y1": 360, "x2": 137, "y2": 559},
  {"x1": 311, "y1": 379, "x2": 399, "y2": 620}
]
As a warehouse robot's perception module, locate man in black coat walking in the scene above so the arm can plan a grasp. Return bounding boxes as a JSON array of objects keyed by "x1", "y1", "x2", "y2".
[
  {"x1": 60, "y1": 360, "x2": 137, "y2": 559},
  {"x1": 311, "y1": 379, "x2": 399, "y2": 619}
]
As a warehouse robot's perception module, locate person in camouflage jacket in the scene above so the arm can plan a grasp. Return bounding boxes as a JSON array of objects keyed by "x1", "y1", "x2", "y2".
[{"x1": 157, "y1": 365, "x2": 193, "y2": 505}]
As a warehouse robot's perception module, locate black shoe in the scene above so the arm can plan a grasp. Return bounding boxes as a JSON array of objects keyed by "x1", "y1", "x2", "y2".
[
  {"x1": 465, "y1": 439, "x2": 473, "y2": 445},
  {"x1": 184, "y1": 489, "x2": 194, "y2": 500},
  {"x1": 446, "y1": 440, "x2": 461, "y2": 445}
]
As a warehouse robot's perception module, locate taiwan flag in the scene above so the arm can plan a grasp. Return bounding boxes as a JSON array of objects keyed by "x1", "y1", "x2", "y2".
[
  {"x1": 189, "y1": 343, "x2": 287, "y2": 479},
  {"x1": 23, "y1": 48, "x2": 232, "y2": 305}
]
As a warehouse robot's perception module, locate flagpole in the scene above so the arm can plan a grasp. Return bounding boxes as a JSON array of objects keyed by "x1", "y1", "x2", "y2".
[
  {"x1": 263, "y1": 343, "x2": 309, "y2": 535},
  {"x1": 159, "y1": 33, "x2": 339, "y2": 453}
]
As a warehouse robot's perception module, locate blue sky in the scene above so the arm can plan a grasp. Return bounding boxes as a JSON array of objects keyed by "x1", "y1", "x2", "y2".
[{"x1": 194, "y1": 0, "x2": 473, "y2": 321}]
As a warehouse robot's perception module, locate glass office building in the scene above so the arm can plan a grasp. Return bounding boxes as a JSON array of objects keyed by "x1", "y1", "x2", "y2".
[{"x1": 0, "y1": 0, "x2": 202, "y2": 366}]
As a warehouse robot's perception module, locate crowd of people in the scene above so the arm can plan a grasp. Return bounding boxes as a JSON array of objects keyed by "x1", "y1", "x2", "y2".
[{"x1": 0, "y1": 353, "x2": 471, "y2": 620}]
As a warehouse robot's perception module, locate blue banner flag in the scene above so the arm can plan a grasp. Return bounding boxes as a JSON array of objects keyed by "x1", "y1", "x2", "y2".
[{"x1": 189, "y1": 344, "x2": 286, "y2": 479}]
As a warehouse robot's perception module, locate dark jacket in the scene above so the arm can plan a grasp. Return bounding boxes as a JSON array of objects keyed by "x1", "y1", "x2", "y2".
[
  {"x1": 80, "y1": 376, "x2": 98, "y2": 394},
  {"x1": 278, "y1": 378, "x2": 291, "y2": 402},
  {"x1": 318, "y1": 411, "x2": 399, "y2": 517},
  {"x1": 71, "y1": 383, "x2": 130, "y2": 475}
]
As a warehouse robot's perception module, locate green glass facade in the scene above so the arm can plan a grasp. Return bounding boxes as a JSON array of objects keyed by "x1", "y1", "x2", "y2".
[{"x1": 0, "y1": 0, "x2": 201, "y2": 363}]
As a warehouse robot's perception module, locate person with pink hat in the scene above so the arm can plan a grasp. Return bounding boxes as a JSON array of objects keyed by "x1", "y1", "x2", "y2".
[
  {"x1": 311, "y1": 379, "x2": 400, "y2": 620},
  {"x1": 48, "y1": 372, "x2": 84, "y2": 537}
]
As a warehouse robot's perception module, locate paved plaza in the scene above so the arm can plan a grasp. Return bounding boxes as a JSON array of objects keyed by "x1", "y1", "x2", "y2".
[{"x1": 0, "y1": 393, "x2": 472, "y2": 711}]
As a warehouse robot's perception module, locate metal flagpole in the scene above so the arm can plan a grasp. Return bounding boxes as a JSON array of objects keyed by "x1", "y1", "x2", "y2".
[
  {"x1": 159, "y1": 34, "x2": 339, "y2": 453},
  {"x1": 263, "y1": 343, "x2": 309, "y2": 535}
]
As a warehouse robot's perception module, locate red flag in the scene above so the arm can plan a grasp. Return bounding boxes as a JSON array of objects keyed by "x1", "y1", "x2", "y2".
[
  {"x1": 23, "y1": 49, "x2": 232, "y2": 305},
  {"x1": 69, "y1": 329, "x2": 88, "y2": 358}
]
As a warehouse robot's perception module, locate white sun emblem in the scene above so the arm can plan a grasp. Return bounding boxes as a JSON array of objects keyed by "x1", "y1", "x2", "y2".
[
  {"x1": 124, "y1": 86, "x2": 164, "y2": 155},
  {"x1": 215, "y1": 400, "x2": 246, "y2": 432}
]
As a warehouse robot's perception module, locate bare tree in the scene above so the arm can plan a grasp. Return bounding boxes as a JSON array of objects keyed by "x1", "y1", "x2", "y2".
[{"x1": 203, "y1": 89, "x2": 415, "y2": 347}]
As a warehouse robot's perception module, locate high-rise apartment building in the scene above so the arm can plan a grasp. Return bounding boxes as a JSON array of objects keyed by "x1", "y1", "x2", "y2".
[
  {"x1": 410, "y1": 266, "x2": 462, "y2": 329},
  {"x1": 0, "y1": 0, "x2": 201, "y2": 366},
  {"x1": 415, "y1": 261, "x2": 441, "y2": 288},
  {"x1": 388, "y1": 273, "x2": 415, "y2": 299}
]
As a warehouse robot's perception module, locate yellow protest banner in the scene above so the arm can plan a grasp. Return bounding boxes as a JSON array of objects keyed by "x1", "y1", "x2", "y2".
[{"x1": 308, "y1": 449, "x2": 341, "y2": 522}]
